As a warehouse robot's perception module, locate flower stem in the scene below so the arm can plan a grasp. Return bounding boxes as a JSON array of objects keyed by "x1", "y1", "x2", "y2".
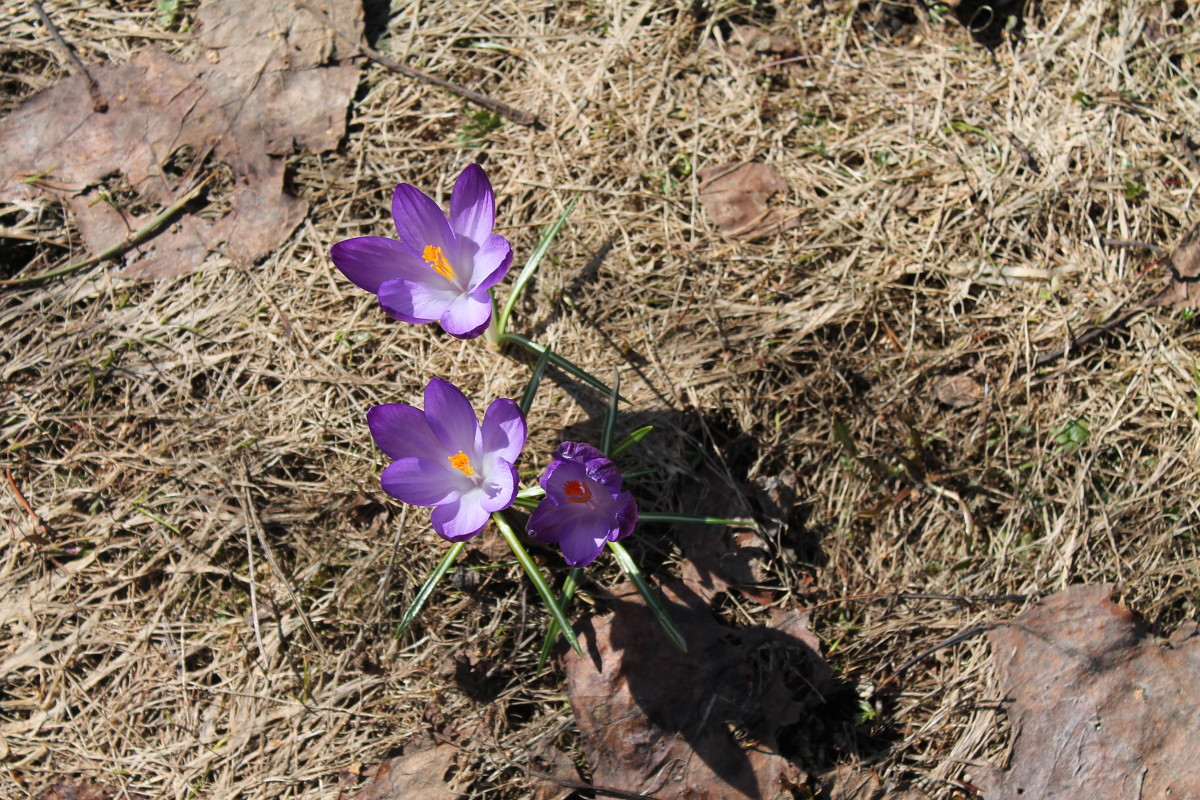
[
  {"x1": 394, "y1": 540, "x2": 466, "y2": 639},
  {"x1": 638, "y1": 512, "x2": 751, "y2": 526},
  {"x1": 536, "y1": 566, "x2": 581, "y2": 675},
  {"x1": 492, "y1": 511, "x2": 583, "y2": 656},
  {"x1": 607, "y1": 540, "x2": 687, "y2": 652},
  {"x1": 484, "y1": 292, "x2": 501, "y2": 348}
]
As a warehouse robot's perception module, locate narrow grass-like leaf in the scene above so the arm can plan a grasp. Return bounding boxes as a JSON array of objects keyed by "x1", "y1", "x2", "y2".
[
  {"x1": 610, "y1": 425, "x2": 653, "y2": 459},
  {"x1": 492, "y1": 511, "x2": 583, "y2": 656},
  {"x1": 519, "y1": 345, "x2": 553, "y2": 414},
  {"x1": 394, "y1": 540, "x2": 465, "y2": 638},
  {"x1": 496, "y1": 195, "x2": 578, "y2": 335},
  {"x1": 500, "y1": 332, "x2": 628, "y2": 401},
  {"x1": 601, "y1": 372, "x2": 621, "y2": 455},
  {"x1": 536, "y1": 566, "x2": 581, "y2": 675},
  {"x1": 607, "y1": 539, "x2": 687, "y2": 652},
  {"x1": 638, "y1": 512, "x2": 751, "y2": 526}
]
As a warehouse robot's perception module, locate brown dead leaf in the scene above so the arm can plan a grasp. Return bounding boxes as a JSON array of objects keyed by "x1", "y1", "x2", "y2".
[
  {"x1": 1150, "y1": 218, "x2": 1200, "y2": 311},
  {"x1": 698, "y1": 162, "x2": 801, "y2": 240},
  {"x1": 0, "y1": 0, "x2": 361, "y2": 280},
  {"x1": 981, "y1": 584, "x2": 1200, "y2": 799},
  {"x1": 354, "y1": 743, "x2": 465, "y2": 800},
  {"x1": 818, "y1": 766, "x2": 930, "y2": 800},
  {"x1": 564, "y1": 580, "x2": 833, "y2": 800},
  {"x1": 679, "y1": 526, "x2": 774, "y2": 605},
  {"x1": 527, "y1": 742, "x2": 578, "y2": 800},
  {"x1": 36, "y1": 780, "x2": 117, "y2": 800},
  {"x1": 932, "y1": 374, "x2": 984, "y2": 408}
]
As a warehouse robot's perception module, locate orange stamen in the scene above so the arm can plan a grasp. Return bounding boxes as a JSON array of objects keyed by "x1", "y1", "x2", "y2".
[
  {"x1": 563, "y1": 480, "x2": 593, "y2": 504},
  {"x1": 422, "y1": 244, "x2": 457, "y2": 282},
  {"x1": 448, "y1": 451, "x2": 475, "y2": 476}
]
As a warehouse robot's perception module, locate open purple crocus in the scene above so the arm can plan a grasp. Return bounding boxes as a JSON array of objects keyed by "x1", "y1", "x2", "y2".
[
  {"x1": 368, "y1": 378, "x2": 527, "y2": 541},
  {"x1": 527, "y1": 442, "x2": 638, "y2": 566},
  {"x1": 331, "y1": 164, "x2": 512, "y2": 339}
]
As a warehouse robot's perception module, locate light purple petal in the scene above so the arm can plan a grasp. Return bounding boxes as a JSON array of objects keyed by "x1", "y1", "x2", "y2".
[
  {"x1": 430, "y1": 496, "x2": 491, "y2": 541},
  {"x1": 477, "y1": 459, "x2": 518, "y2": 513},
  {"x1": 449, "y1": 164, "x2": 496, "y2": 245},
  {"x1": 424, "y1": 378, "x2": 482, "y2": 454},
  {"x1": 378, "y1": 277, "x2": 457, "y2": 324},
  {"x1": 367, "y1": 403, "x2": 442, "y2": 460},
  {"x1": 380, "y1": 458, "x2": 463, "y2": 506},
  {"x1": 481, "y1": 399, "x2": 527, "y2": 464},
  {"x1": 391, "y1": 183, "x2": 456, "y2": 254},
  {"x1": 330, "y1": 236, "x2": 426, "y2": 294},
  {"x1": 439, "y1": 291, "x2": 493, "y2": 339},
  {"x1": 469, "y1": 234, "x2": 514, "y2": 292}
]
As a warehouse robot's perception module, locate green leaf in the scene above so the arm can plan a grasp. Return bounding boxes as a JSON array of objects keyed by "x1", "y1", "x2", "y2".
[
  {"x1": 492, "y1": 512, "x2": 583, "y2": 655},
  {"x1": 497, "y1": 196, "x2": 578, "y2": 336},
  {"x1": 638, "y1": 512, "x2": 750, "y2": 526},
  {"x1": 394, "y1": 541, "x2": 466, "y2": 639},
  {"x1": 500, "y1": 333, "x2": 628, "y2": 401},
  {"x1": 601, "y1": 372, "x2": 621, "y2": 455},
  {"x1": 832, "y1": 414, "x2": 859, "y2": 458},
  {"x1": 519, "y1": 345, "x2": 553, "y2": 414},
  {"x1": 607, "y1": 540, "x2": 687, "y2": 652},
  {"x1": 610, "y1": 425, "x2": 653, "y2": 459},
  {"x1": 536, "y1": 566, "x2": 581, "y2": 675}
]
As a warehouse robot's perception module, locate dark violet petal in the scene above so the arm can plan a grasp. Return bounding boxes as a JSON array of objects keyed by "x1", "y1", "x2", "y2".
[
  {"x1": 366, "y1": 403, "x2": 441, "y2": 460},
  {"x1": 380, "y1": 458, "x2": 463, "y2": 506},
  {"x1": 478, "y1": 459, "x2": 518, "y2": 513},
  {"x1": 449, "y1": 163, "x2": 496, "y2": 246},
  {"x1": 555, "y1": 441, "x2": 607, "y2": 465},
  {"x1": 540, "y1": 458, "x2": 593, "y2": 500},
  {"x1": 556, "y1": 514, "x2": 614, "y2": 567},
  {"x1": 469, "y1": 234, "x2": 513, "y2": 292},
  {"x1": 391, "y1": 183, "x2": 456, "y2": 253},
  {"x1": 481, "y1": 398, "x2": 527, "y2": 464},
  {"x1": 424, "y1": 378, "x2": 483, "y2": 454},
  {"x1": 613, "y1": 491, "x2": 638, "y2": 540},
  {"x1": 439, "y1": 291, "x2": 492, "y2": 339},
  {"x1": 430, "y1": 496, "x2": 490, "y2": 541},
  {"x1": 378, "y1": 277, "x2": 457, "y2": 324},
  {"x1": 330, "y1": 236, "x2": 425, "y2": 294},
  {"x1": 526, "y1": 499, "x2": 582, "y2": 544},
  {"x1": 583, "y1": 456, "x2": 623, "y2": 489}
]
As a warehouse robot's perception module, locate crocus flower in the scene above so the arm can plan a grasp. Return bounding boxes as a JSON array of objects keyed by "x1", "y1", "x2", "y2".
[
  {"x1": 331, "y1": 164, "x2": 512, "y2": 339},
  {"x1": 368, "y1": 378, "x2": 526, "y2": 541},
  {"x1": 527, "y1": 442, "x2": 638, "y2": 566}
]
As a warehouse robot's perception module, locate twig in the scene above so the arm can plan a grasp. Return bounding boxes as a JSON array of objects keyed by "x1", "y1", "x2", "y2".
[
  {"x1": 874, "y1": 622, "x2": 998, "y2": 694},
  {"x1": 32, "y1": 0, "x2": 106, "y2": 112},
  {"x1": 522, "y1": 769, "x2": 664, "y2": 800},
  {"x1": 294, "y1": 0, "x2": 537, "y2": 126},
  {"x1": 241, "y1": 482, "x2": 328, "y2": 656},
  {"x1": 0, "y1": 175, "x2": 212, "y2": 287},
  {"x1": 5, "y1": 469, "x2": 54, "y2": 541}
]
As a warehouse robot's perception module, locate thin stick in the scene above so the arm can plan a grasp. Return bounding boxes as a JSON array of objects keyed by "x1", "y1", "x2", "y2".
[
  {"x1": 1, "y1": 175, "x2": 212, "y2": 287},
  {"x1": 5, "y1": 469, "x2": 54, "y2": 541},
  {"x1": 32, "y1": 0, "x2": 106, "y2": 112},
  {"x1": 241, "y1": 483, "x2": 328, "y2": 656},
  {"x1": 294, "y1": 0, "x2": 537, "y2": 126},
  {"x1": 874, "y1": 622, "x2": 997, "y2": 693}
]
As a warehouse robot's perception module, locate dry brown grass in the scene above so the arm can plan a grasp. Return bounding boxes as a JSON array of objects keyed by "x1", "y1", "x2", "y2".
[{"x1": 2, "y1": 0, "x2": 1200, "y2": 797}]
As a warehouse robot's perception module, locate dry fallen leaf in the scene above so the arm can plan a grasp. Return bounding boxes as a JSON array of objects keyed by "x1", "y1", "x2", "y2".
[
  {"x1": 698, "y1": 162, "x2": 801, "y2": 240},
  {"x1": 354, "y1": 743, "x2": 465, "y2": 800},
  {"x1": 819, "y1": 766, "x2": 930, "y2": 800},
  {"x1": 932, "y1": 374, "x2": 984, "y2": 408},
  {"x1": 36, "y1": 780, "x2": 116, "y2": 800},
  {"x1": 981, "y1": 584, "x2": 1200, "y2": 799},
  {"x1": 1150, "y1": 218, "x2": 1200, "y2": 311},
  {"x1": 564, "y1": 580, "x2": 832, "y2": 800},
  {"x1": 0, "y1": 0, "x2": 361, "y2": 280}
]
